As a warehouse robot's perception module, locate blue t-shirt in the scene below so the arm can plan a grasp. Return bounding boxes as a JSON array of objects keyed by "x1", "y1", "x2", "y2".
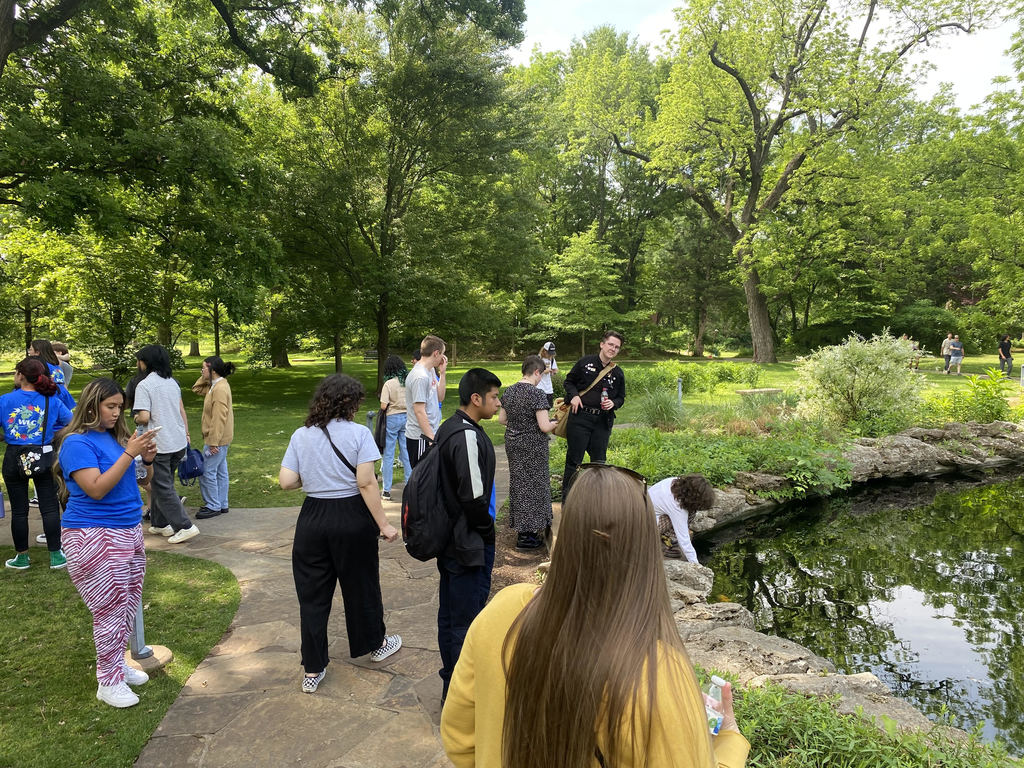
[
  {"x1": 45, "y1": 362, "x2": 77, "y2": 411},
  {"x1": 1, "y1": 389, "x2": 73, "y2": 446},
  {"x1": 60, "y1": 430, "x2": 144, "y2": 529}
]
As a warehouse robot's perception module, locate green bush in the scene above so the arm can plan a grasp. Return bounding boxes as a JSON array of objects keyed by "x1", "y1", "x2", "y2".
[
  {"x1": 796, "y1": 331, "x2": 925, "y2": 436},
  {"x1": 632, "y1": 391, "x2": 686, "y2": 430},
  {"x1": 921, "y1": 367, "x2": 1014, "y2": 425},
  {"x1": 626, "y1": 360, "x2": 764, "y2": 397},
  {"x1": 551, "y1": 426, "x2": 850, "y2": 501},
  {"x1": 733, "y1": 681, "x2": 1019, "y2": 768}
]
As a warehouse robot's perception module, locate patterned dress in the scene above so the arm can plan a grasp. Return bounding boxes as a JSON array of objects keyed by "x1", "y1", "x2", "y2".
[{"x1": 501, "y1": 382, "x2": 552, "y2": 533}]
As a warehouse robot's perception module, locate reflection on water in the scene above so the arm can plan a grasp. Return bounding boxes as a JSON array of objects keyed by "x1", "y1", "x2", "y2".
[{"x1": 705, "y1": 477, "x2": 1024, "y2": 753}]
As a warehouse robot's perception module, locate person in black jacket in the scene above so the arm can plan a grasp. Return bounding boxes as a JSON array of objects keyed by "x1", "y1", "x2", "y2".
[
  {"x1": 562, "y1": 331, "x2": 626, "y2": 499},
  {"x1": 434, "y1": 367, "x2": 501, "y2": 700}
]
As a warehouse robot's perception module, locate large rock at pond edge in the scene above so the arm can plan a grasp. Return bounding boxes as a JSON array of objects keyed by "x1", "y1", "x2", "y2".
[
  {"x1": 748, "y1": 671, "x2": 942, "y2": 735},
  {"x1": 846, "y1": 434, "x2": 967, "y2": 481},
  {"x1": 663, "y1": 560, "x2": 714, "y2": 605},
  {"x1": 683, "y1": 626, "x2": 836, "y2": 683},
  {"x1": 732, "y1": 471, "x2": 791, "y2": 495},
  {"x1": 674, "y1": 601, "x2": 755, "y2": 641},
  {"x1": 690, "y1": 488, "x2": 778, "y2": 534}
]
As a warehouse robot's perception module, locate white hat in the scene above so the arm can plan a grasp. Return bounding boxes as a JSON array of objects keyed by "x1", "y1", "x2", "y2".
[{"x1": 543, "y1": 341, "x2": 556, "y2": 352}]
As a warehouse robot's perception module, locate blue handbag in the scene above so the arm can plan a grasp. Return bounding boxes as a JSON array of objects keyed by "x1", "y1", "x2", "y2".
[{"x1": 178, "y1": 443, "x2": 206, "y2": 486}]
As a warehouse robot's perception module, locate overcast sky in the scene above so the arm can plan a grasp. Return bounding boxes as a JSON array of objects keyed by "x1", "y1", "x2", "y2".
[{"x1": 510, "y1": 2, "x2": 1018, "y2": 113}]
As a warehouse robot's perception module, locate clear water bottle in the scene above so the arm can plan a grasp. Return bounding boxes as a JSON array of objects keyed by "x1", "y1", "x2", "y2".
[
  {"x1": 703, "y1": 675, "x2": 727, "y2": 735},
  {"x1": 134, "y1": 426, "x2": 148, "y2": 479},
  {"x1": 601, "y1": 387, "x2": 609, "y2": 403}
]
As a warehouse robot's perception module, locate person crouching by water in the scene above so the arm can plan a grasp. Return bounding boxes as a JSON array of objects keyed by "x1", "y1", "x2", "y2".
[
  {"x1": 279, "y1": 374, "x2": 402, "y2": 694},
  {"x1": 441, "y1": 463, "x2": 750, "y2": 768},
  {"x1": 56, "y1": 379, "x2": 159, "y2": 708}
]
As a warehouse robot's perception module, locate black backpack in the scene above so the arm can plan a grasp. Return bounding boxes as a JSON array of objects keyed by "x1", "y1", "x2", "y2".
[{"x1": 401, "y1": 426, "x2": 468, "y2": 561}]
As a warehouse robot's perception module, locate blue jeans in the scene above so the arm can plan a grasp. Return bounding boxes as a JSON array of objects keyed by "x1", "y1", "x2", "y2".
[
  {"x1": 199, "y1": 444, "x2": 230, "y2": 511},
  {"x1": 381, "y1": 413, "x2": 412, "y2": 492},
  {"x1": 437, "y1": 543, "x2": 495, "y2": 699}
]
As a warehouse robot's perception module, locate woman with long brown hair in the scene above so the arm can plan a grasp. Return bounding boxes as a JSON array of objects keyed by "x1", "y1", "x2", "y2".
[
  {"x1": 441, "y1": 464, "x2": 749, "y2": 767},
  {"x1": 55, "y1": 378, "x2": 158, "y2": 707}
]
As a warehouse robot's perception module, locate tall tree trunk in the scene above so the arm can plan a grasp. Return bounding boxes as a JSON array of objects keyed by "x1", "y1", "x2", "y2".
[
  {"x1": 375, "y1": 296, "x2": 389, "y2": 395},
  {"x1": 22, "y1": 304, "x2": 32, "y2": 352},
  {"x1": 333, "y1": 329, "x2": 343, "y2": 374},
  {"x1": 742, "y1": 264, "x2": 777, "y2": 363},
  {"x1": 213, "y1": 298, "x2": 221, "y2": 357},
  {"x1": 188, "y1": 337, "x2": 200, "y2": 357},
  {"x1": 580, "y1": 331, "x2": 585, "y2": 359},
  {"x1": 268, "y1": 305, "x2": 291, "y2": 368},
  {"x1": 693, "y1": 302, "x2": 708, "y2": 357}
]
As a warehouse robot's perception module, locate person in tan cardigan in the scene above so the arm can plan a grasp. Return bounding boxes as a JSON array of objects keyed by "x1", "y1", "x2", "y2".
[{"x1": 192, "y1": 356, "x2": 235, "y2": 519}]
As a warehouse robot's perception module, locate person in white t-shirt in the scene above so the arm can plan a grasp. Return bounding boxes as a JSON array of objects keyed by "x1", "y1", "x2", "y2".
[
  {"x1": 647, "y1": 474, "x2": 716, "y2": 563},
  {"x1": 405, "y1": 335, "x2": 448, "y2": 468},
  {"x1": 537, "y1": 342, "x2": 558, "y2": 409}
]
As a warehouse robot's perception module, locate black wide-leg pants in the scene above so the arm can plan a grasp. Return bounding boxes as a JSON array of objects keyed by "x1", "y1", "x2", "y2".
[{"x1": 291, "y1": 495, "x2": 386, "y2": 673}]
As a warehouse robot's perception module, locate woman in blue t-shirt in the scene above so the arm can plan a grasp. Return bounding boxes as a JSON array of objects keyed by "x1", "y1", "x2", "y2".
[
  {"x1": 2, "y1": 357, "x2": 73, "y2": 570},
  {"x1": 28, "y1": 338, "x2": 76, "y2": 411},
  {"x1": 55, "y1": 378, "x2": 158, "y2": 709},
  {"x1": 279, "y1": 374, "x2": 401, "y2": 694}
]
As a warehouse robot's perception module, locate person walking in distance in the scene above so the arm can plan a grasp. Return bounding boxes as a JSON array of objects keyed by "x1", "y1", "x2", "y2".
[
  {"x1": 378, "y1": 355, "x2": 413, "y2": 501},
  {"x1": 948, "y1": 334, "x2": 965, "y2": 375},
  {"x1": 434, "y1": 368, "x2": 502, "y2": 700},
  {"x1": 940, "y1": 333, "x2": 953, "y2": 374},
  {"x1": 561, "y1": 331, "x2": 626, "y2": 498},
  {"x1": 998, "y1": 335, "x2": 1014, "y2": 378},
  {"x1": 405, "y1": 335, "x2": 448, "y2": 468},
  {"x1": 537, "y1": 342, "x2": 558, "y2": 409}
]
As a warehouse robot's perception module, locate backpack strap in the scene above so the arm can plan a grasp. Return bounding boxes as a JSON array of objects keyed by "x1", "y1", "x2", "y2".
[{"x1": 320, "y1": 425, "x2": 357, "y2": 476}]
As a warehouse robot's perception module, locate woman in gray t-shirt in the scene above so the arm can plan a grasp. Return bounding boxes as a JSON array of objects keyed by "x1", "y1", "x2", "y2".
[{"x1": 279, "y1": 374, "x2": 402, "y2": 694}]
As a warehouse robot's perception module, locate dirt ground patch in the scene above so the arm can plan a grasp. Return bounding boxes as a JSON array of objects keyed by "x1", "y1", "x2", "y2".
[{"x1": 489, "y1": 502, "x2": 561, "y2": 594}]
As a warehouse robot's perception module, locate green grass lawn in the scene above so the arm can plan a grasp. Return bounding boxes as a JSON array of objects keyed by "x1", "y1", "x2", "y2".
[{"x1": 0, "y1": 549, "x2": 239, "y2": 768}]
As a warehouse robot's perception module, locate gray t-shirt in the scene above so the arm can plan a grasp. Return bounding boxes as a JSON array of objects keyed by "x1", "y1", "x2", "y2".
[
  {"x1": 133, "y1": 372, "x2": 187, "y2": 453},
  {"x1": 281, "y1": 419, "x2": 381, "y2": 498},
  {"x1": 404, "y1": 364, "x2": 441, "y2": 440}
]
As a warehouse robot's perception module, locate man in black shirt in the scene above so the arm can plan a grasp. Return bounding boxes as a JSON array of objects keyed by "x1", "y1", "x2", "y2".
[
  {"x1": 561, "y1": 330, "x2": 626, "y2": 498},
  {"x1": 999, "y1": 335, "x2": 1014, "y2": 377}
]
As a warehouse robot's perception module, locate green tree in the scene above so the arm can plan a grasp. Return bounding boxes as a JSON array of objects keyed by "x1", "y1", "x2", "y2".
[
  {"x1": 644, "y1": 0, "x2": 997, "y2": 362},
  {"x1": 530, "y1": 225, "x2": 624, "y2": 356}
]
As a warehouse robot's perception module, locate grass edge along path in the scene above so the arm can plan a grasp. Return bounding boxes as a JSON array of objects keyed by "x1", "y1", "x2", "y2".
[{"x1": 0, "y1": 549, "x2": 240, "y2": 768}]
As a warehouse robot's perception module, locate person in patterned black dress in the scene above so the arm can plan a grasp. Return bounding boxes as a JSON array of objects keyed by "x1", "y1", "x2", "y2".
[{"x1": 498, "y1": 356, "x2": 557, "y2": 550}]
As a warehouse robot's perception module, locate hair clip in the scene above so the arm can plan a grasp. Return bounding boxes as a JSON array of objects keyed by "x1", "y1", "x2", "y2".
[{"x1": 592, "y1": 529, "x2": 611, "y2": 540}]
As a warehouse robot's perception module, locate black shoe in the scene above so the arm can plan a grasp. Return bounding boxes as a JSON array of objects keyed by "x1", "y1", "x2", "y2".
[
  {"x1": 221, "y1": 507, "x2": 228, "y2": 514},
  {"x1": 142, "y1": 508, "x2": 151, "y2": 521},
  {"x1": 516, "y1": 532, "x2": 543, "y2": 551},
  {"x1": 196, "y1": 507, "x2": 221, "y2": 520}
]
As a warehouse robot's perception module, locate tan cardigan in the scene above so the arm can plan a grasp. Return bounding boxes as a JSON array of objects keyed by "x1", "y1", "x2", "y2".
[{"x1": 192, "y1": 376, "x2": 234, "y2": 446}]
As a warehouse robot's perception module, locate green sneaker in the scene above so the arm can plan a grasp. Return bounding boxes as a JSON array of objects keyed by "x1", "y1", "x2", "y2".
[
  {"x1": 5, "y1": 553, "x2": 30, "y2": 570},
  {"x1": 49, "y1": 550, "x2": 67, "y2": 570}
]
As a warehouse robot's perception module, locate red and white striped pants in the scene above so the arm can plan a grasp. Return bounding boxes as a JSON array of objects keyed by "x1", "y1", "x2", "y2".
[{"x1": 62, "y1": 526, "x2": 146, "y2": 686}]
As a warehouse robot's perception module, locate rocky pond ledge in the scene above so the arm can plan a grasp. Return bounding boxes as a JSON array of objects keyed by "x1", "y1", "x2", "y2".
[{"x1": 677, "y1": 420, "x2": 1024, "y2": 745}]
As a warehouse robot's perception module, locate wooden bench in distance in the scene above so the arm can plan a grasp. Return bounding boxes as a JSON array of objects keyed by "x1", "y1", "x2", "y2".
[{"x1": 363, "y1": 349, "x2": 379, "y2": 363}]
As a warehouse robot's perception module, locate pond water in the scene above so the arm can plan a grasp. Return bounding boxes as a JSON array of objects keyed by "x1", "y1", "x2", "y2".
[{"x1": 704, "y1": 476, "x2": 1024, "y2": 753}]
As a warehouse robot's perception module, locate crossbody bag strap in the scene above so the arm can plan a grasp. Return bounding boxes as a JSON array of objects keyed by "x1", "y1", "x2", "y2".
[
  {"x1": 39, "y1": 395, "x2": 51, "y2": 448},
  {"x1": 578, "y1": 362, "x2": 616, "y2": 399},
  {"x1": 320, "y1": 425, "x2": 357, "y2": 476}
]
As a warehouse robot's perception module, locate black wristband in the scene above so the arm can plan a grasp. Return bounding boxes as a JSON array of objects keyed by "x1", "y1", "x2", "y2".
[{"x1": 142, "y1": 459, "x2": 154, "y2": 466}]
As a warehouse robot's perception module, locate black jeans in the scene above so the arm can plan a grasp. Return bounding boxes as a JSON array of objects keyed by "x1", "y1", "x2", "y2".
[
  {"x1": 3, "y1": 446, "x2": 61, "y2": 552},
  {"x1": 292, "y1": 495, "x2": 385, "y2": 671},
  {"x1": 437, "y1": 543, "x2": 495, "y2": 698},
  {"x1": 562, "y1": 410, "x2": 613, "y2": 499},
  {"x1": 150, "y1": 448, "x2": 192, "y2": 531}
]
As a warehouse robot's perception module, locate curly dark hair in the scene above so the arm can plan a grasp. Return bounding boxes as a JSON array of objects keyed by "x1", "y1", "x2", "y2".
[
  {"x1": 305, "y1": 374, "x2": 365, "y2": 427},
  {"x1": 670, "y1": 473, "x2": 716, "y2": 512}
]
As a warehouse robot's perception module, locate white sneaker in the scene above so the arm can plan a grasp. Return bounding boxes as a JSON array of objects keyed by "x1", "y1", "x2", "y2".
[
  {"x1": 167, "y1": 525, "x2": 200, "y2": 544},
  {"x1": 97, "y1": 682, "x2": 139, "y2": 708},
  {"x1": 369, "y1": 634, "x2": 402, "y2": 662},
  {"x1": 148, "y1": 525, "x2": 174, "y2": 536},
  {"x1": 36, "y1": 533, "x2": 48, "y2": 544},
  {"x1": 123, "y1": 665, "x2": 149, "y2": 686}
]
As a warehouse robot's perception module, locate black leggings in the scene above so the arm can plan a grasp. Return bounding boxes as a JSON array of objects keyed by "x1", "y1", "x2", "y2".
[
  {"x1": 291, "y1": 495, "x2": 386, "y2": 672},
  {"x1": 3, "y1": 446, "x2": 61, "y2": 552}
]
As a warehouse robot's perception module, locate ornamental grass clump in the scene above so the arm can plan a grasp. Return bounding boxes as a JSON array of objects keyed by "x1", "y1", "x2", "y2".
[{"x1": 796, "y1": 331, "x2": 925, "y2": 437}]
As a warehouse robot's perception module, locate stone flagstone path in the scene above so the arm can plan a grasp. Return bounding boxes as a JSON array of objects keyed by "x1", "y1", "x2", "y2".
[{"x1": 132, "y1": 452, "x2": 509, "y2": 768}]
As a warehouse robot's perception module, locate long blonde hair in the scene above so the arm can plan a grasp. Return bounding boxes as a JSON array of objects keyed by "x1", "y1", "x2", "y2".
[
  {"x1": 54, "y1": 378, "x2": 132, "y2": 503},
  {"x1": 501, "y1": 466, "x2": 715, "y2": 768}
]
